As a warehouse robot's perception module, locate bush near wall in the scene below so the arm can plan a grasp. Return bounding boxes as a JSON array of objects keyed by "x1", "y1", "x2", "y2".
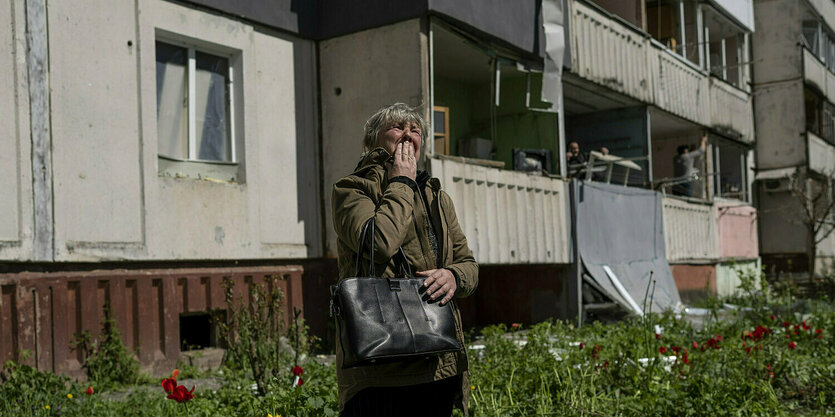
[{"x1": 1, "y1": 276, "x2": 833, "y2": 416}]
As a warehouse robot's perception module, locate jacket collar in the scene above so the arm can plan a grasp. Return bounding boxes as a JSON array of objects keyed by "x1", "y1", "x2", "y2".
[{"x1": 353, "y1": 147, "x2": 440, "y2": 191}]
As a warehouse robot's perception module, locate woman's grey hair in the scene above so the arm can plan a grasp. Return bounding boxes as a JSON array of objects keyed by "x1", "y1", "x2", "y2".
[{"x1": 362, "y1": 103, "x2": 428, "y2": 153}]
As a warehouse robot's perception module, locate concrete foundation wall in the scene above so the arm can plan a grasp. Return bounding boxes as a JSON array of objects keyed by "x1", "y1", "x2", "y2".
[
  {"x1": 671, "y1": 263, "x2": 716, "y2": 303},
  {"x1": 0, "y1": 1, "x2": 34, "y2": 261},
  {"x1": 320, "y1": 19, "x2": 429, "y2": 257}
]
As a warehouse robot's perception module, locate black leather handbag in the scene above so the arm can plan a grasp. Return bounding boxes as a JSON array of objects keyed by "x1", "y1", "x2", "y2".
[{"x1": 330, "y1": 218, "x2": 461, "y2": 369}]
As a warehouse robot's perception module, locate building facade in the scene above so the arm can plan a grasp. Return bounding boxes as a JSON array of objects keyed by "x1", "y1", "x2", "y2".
[
  {"x1": 752, "y1": 0, "x2": 835, "y2": 278},
  {"x1": 1, "y1": 0, "x2": 765, "y2": 376}
]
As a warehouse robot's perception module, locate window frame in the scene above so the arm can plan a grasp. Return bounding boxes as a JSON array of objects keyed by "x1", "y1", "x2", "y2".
[{"x1": 155, "y1": 36, "x2": 238, "y2": 165}]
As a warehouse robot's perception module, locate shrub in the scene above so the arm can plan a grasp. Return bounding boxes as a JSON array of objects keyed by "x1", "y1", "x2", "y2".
[{"x1": 71, "y1": 303, "x2": 140, "y2": 387}]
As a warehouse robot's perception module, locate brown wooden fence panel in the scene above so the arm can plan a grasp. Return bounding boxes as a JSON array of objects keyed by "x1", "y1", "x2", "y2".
[{"x1": 0, "y1": 266, "x2": 303, "y2": 377}]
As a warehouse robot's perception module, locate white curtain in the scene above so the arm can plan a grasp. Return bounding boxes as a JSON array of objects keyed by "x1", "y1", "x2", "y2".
[
  {"x1": 195, "y1": 51, "x2": 230, "y2": 162},
  {"x1": 155, "y1": 42, "x2": 188, "y2": 159}
]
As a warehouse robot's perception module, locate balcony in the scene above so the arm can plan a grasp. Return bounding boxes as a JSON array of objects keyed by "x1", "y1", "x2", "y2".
[
  {"x1": 570, "y1": 0, "x2": 753, "y2": 140},
  {"x1": 803, "y1": 48, "x2": 835, "y2": 103},
  {"x1": 808, "y1": 132, "x2": 835, "y2": 176},
  {"x1": 716, "y1": 201, "x2": 759, "y2": 260},
  {"x1": 709, "y1": 78, "x2": 755, "y2": 143},
  {"x1": 430, "y1": 156, "x2": 571, "y2": 265},
  {"x1": 662, "y1": 197, "x2": 718, "y2": 262}
]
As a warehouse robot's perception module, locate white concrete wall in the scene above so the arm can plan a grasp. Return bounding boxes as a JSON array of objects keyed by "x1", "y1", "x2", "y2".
[
  {"x1": 752, "y1": 0, "x2": 805, "y2": 170},
  {"x1": 0, "y1": 0, "x2": 34, "y2": 260},
  {"x1": 716, "y1": 259, "x2": 760, "y2": 298},
  {"x1": 1, "y1": 0, "x2": 316, "y2": 261},
  {"x1": 320, "y1": 19, "x2": 429, "y2": 257}
]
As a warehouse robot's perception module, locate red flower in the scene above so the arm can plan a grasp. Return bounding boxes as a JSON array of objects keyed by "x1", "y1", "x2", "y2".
[
  {"x1": 511, "y1": 323, "x2": 519, "y2": 329},
  {"x1": 292, "y1": 366, "x2": 304, "y2": 377},
  {"x1": 802, "y1": 321, "x2": 810, "y2": 331},
  {"x1": 745, "y1": 347, "x2": 751, "y2": 354},
  {"x1": 166, "y1": 385, "x2": 195, "y2": 403},
  {"x1": 594, "y1": 344, "x2": 602, "y2": 352},
  {"x1": 85, "y1": 387, "x2": 94, "y2": 395},
  {"x1": 579, "y1": 342, "x2": 584, "y2": 350},
  {"x1": 816, "y1": 329, "x2": 823, "y2": 335},
  {"x1": 161, "y1": 378, "x2": 177, "y2": 394},
  {"x1": 297, "y1": 378, "x2": 304, "y2": 386},
  {"x1": 782, "y1": 321, "x2": 791, "y2": 327},
  {"x1": 788, "y1": 341, "x2": 797, "y2": 350},
  {"x1": 715, "y1": 334, "x2": 723, "y2": 342},
  {"x1": 692, "y1": 341, "x2": 699, "y2": 349},
  {"x1": 671, "y1": 346, "x2": 681, "y2": 354},
  {"x1": 682, "y1": 350, "x2": 690, "y2": 364},
  {"x1": 655, "y1": 333, "x2": 661, "y2": 340},
  {"x1": 770, "y1": 315, "x2": 776, "y2": 321},
  {"x1": 659, "y1": 346, "x2": 667, "y2": 354},
  {"x1": 172, "y1": 369, "x2": 180, "y2": 380}
]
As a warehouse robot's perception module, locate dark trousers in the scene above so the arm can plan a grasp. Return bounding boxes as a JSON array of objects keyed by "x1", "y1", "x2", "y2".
[
  {"x1": 340, "y1": 376, "x2": 460, "y2": 417},
  {"x1": 672, "y1": 181, "x2": 693, "y2": 197}
]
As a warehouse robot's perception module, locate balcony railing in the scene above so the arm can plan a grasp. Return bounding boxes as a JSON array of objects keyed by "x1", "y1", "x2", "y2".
[
  {"x1": 430, "y1": 156, "x2": 571, "y2": 265},
  {"x1": 709, "y1": 78, "x2": 755, "y2": 143},
  {"x1": 804, "y1": 48, "x2": 835, "y2": 106},
  {"x1": 662, "y1": 197, "x2": 718, "y2": 262},
  {"x1": 808, "y1": 131, "x2": 835, "y2": 176},
  {"x1": 570, "y1": 0, "x2": 753, "y2": 140},
  {"x1": 716, "y1": 201, "x2": 759, "y2": 260}
]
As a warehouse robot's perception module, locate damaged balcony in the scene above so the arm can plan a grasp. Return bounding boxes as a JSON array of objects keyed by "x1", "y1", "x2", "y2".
[
  {"x1": 569, "y1": 0, "x2": 754, "y2": 142},
  {"x1": 428, "y1": 22, "x2": 571, "y2": 265}
]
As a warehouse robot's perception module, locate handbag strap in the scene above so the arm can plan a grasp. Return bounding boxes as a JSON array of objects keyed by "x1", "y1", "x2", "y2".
[
  {"x1": 355, "y1": 218, "x2": 413, "y2": 278},
  {"x1": 354, "y1": 218, "x2": 376, "y2": 277}
]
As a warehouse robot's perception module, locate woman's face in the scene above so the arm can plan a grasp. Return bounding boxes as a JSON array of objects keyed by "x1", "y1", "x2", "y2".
[{"x1": 378, "y1": 120, "x2": 422, "y2": 160}]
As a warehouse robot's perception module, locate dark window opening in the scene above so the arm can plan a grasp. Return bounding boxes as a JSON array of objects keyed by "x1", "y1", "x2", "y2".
[
  {"x1": 179, "y1": 312, "x2": 217, "y2": 351},
  {"x1": 805, "y1": 86, "x2": 823, "y2": 136}
]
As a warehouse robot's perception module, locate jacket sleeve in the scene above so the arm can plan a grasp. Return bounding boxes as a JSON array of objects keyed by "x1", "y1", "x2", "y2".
[
  {"x1": 332, "y1": 174, "x2": 416, "y2": 264},
  {"x1": 440, "y1": 191, "x2": 478, "y2": 298}
]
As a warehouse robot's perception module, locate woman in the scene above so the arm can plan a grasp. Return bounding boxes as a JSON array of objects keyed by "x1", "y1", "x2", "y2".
[{"x1": 332, "y1": 103, "x2": 478, "y2": 417}]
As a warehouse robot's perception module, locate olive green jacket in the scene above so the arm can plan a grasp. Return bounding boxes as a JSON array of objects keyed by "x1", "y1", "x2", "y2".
[{"x1": 332, "y1": 148, "x2": 478, "y2": 414}]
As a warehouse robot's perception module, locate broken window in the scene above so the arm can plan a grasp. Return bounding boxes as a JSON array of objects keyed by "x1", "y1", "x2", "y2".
[
  {"x1": 647, "y1": 0, "x2": 683, "y2": 54},
  {"x1": 588, "y1": 0, "x2": 645, "y2": 30},
  {"x1": 431, "y1": 23, "x2": 560, "y2": 173},
  {"x1": 702, "y1": 5, "x2": 749, "y2": 89}
]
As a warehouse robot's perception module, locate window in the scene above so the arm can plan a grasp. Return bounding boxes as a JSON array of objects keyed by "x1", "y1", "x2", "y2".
[
  {"x1": 803, "y1": 21, "x2": 820, "y2": 53},
  {"x1": 714, "y1": 143, "x2": 748, "y2": 200},
  {"x1": 155, "y1": 41, "x2": 235, "y2": 163},
  {"x1": 805, "y1": 86, "x2": 823, "y2": 136},
  {"x1": 433, "y1": 106, "x2": 450, "y2": 155}
]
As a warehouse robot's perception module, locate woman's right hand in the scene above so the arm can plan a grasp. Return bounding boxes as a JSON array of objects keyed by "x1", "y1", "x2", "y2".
[{"x1": 386, "y1": 141, "x2": 417, "y2": 181}]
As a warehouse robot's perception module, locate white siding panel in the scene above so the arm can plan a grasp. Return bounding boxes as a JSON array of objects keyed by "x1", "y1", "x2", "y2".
[
  {"x1": 804, "y1": 49, "x2": 827, "y2": 95},
  {"x1": 652, "y1": 46, "x2": 710, "y2": 125},
  {"x1": 709, "y1": 79, "x2": 755, "y2": 143},
  {"x1": 571, "y1": 2, "x2": 652, "y2": 102},
  {"x1": 0, "y1": 0, "x2": 34, "y2": 260},
  {"x1": 808, "y1": 132, "x2": 835, "y2": 176},
  {"x1": 662, "y1": 197, "x2": 718, "y2": 262},
  {"x1": 430, "y1": 158, "x2": 570, "y2": 265}
]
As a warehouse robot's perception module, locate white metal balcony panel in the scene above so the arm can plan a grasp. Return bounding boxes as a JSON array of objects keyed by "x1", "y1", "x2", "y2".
[
  {"x1": 430, "y1": 157, "x2": 571, "y2": 265},
  {"x1": 662, "y1": 197, "x2": 718, "y2": 262},
  {"x1": 808, "y1": 132, "x2": 835, "y2": 176},
  {"x1": 651, "y1": 46, "x2": 710, "y2": 125},
  {"x1": 571, "y1": 1, "x2": 652, "y2": 102},
  {"x1": 709, "y1": 78, "x2": 754, "y2": 143},
  {"x1": 804, "y1": 48, "x2": 828, "y2": 97}
]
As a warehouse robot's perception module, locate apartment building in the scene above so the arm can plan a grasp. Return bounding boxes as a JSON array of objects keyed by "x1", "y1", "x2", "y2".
[
  {"x1": 1, "y1": 0, "x2": 764, "y2": 376},
  {"x1": 752, "y1": 0, "x2": 835, "y2": 278}
]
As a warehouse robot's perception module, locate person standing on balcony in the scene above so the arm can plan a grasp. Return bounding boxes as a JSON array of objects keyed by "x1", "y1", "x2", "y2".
[
  {"x1": 673, "y1": 135, "x2": 708, "y2": 197},
  {"x1": 332, "y1": 103, "x2": 479, "y2": 417}
]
